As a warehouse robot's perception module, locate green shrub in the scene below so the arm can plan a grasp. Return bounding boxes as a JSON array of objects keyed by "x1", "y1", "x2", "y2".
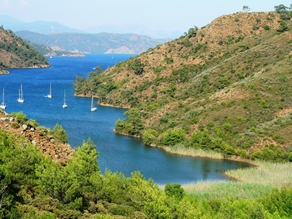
[
  {"x1": 128, "y1": 58, "x2": 144, "y2": 75},
  {"x1": 165, "y1": 184, "x2": 185, "y2": 201},
  {"x1": 182, "y1": 38, "x2": 192, "y2": 47},
  {"x1": 109, "y1": 205, "x2": 127, "y2": 216},
  {"x1": 223, "y1": 123, "x2": 232, "y2": 132},
  {"x1": 10, "y1": 111, "x2": 27, "y2": 124},
  {"x1": 168, "y1": 121, "x2": 178, "y2": 128},
  {"x1": 51, "y1": 123, "x2": 68, "y2": 143},
  {"x1": 27, "y1": 119, "x2": 39, "y2": 128},
  {"x1": 160, "y1": 117, "x2": 169, "y2": 123},
  {"x1": 164, "y1": 57, "x2": 174, "y2": 64},
  {"x1": 11, "y1": 122, "x2": 20, "y2": 129},
  {"x1": 142, "y1": 129, "x2": 158, "y2": 146},
  {"x1": 163, "y1": 128, "x2": 186, "y2": 146}
]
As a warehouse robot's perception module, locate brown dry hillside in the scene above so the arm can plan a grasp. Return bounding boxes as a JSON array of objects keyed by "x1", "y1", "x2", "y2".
[
  {"x1": 74, "y1": 11, "x2": 292, "y2": 161},
  {"x1": 0, "y1": 110, "x2": 72, "y2": 163},
  {"x1": 0, "y1": 26, "x2": 50, "y2": 70}
]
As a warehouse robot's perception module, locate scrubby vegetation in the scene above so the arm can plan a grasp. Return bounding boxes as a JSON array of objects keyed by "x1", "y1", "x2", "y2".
[
  {"x1": 74, "y1": 5, "x2": 292, "y2": 163},
  {"x1": 1, "y1": 127, "x2": 292, "y2": 218},
  {"x1": 0, "y1": 26, "x2": 49, "y2": 69},
  {"x1": 50, "y1": 123, "x2": 68, "y2": 144}
]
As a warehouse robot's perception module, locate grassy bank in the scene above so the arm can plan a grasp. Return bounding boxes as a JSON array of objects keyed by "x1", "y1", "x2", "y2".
[
  {"x1": 183, "y1": 181, "x2": 273, "y2": 200},
  {"x1": 116, "y1": 132, "x2": 291, "y2": 201},
  {"x1": 160, "y1": 144, "x2": 224, "y2": 160},
  {"x1": 225, "y1": 160, "x2": 292, "y2": 188},
  {"x1": 180, "y1": 160, "x2": 292, "y2": 200}
]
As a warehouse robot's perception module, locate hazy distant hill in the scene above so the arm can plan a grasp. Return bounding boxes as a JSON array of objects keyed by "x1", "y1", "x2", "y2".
[
  {"x1": 27, "y1": 41, "x2": 82, "y2": 57},
  {"x1": 15, "y1": 31, "x2": 170, "y2": 54},
  {"x1": 0, "y1": 15, "x2": 83, "y2": 34},
  {"x1": 84, "y1": 24, "x2": 183, "y2": 39},
  {"x1": 0, "y1": 15, "x2": 180, "y2": 38},
  {"x1": 74, "y1": 11, "x2": 292, "y2": 161}
]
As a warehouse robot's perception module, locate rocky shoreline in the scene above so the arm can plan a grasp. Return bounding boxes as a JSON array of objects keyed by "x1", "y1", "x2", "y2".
[
  {"x1": 0, "y1": 68, "x2": 9, "y2": 74},
  {"x1": 0, "y1": 64, "x2": 51, "y2": 75}
]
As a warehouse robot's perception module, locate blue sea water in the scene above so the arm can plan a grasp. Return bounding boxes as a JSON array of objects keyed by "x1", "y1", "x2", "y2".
[{"x1": 0, "y1": 54, "x2": 250, "y2": 184}]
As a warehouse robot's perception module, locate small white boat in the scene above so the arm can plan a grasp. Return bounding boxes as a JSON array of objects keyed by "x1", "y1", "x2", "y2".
[
  {"x1": 91, "y1": 95, "x2": 97, "y2": 112},
  {"x1": 0, "y1": 88, "x2": 6, "y2": 109},
  {"x1": 62, "y1": 89, "x2": 68, "y2": 108},
  {"x1": 17, "y1": 84, "x2": 24, "y2": 103},
  {"x1": 47, "y1": 82, "x2": 52, "y2": 98}
]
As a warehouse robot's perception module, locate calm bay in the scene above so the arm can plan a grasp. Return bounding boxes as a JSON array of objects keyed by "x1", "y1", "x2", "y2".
[{"x1": 0, "y1": 54, "x2": 250, "y2": 184}]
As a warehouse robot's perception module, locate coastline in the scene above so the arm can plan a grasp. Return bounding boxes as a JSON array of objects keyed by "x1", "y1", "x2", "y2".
[
  {"x1": 76, "y1": 94, "x2": 292, "y2": 190},
  {"x1": 0, "y1": 69, "x2": 9, "y2": 74},
  {"x1": 98, "y1": 102, "x2": 130, "y2": 109},
  {"x1": 74, "y1": 94, "x2": 253, "y2": 164},
  {"x1": 74, "y1": 93, "x2": 130, "y2": 109},
  {"x1": 0, "y1": 64, "x2": 50, "y2": 74},
  {"x1": 112, "y1": 128, "x2": 256, "y2": 166}
]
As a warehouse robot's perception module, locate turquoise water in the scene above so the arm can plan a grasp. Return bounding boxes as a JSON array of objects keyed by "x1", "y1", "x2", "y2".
[{"x1": 0, "y1": 54, "x2": 250, "y2": 184}]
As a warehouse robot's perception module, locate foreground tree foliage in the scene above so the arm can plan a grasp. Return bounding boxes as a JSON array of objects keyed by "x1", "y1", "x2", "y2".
[
  {"x1": 0, "y1": 128, "x2": 292, "y2": 218},
  {"x1": 50, "y1": 123, "x2": 68, "y2": 143}
]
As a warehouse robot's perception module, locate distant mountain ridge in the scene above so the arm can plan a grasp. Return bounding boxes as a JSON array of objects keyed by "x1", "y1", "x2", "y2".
[
  {"x1": 0, "y1": 15, "x2": 83, "y2": 34},
  {"x1": 0, "y1": 14, "x2": 180, "y2": 38},
  {"x1": 84, "y1": 24, "x2": 183, "y2": 39},
  {"x1": 0, "y1": 15, "x2": 175, "y2": 55},
  {"x1": 15, "y1": 30, "x2": 170, "y2": 54}
]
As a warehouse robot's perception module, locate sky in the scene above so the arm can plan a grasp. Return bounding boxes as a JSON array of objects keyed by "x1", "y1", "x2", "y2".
[{"x1": 0, "y1": 0, "x2": 291, "y2": 33}]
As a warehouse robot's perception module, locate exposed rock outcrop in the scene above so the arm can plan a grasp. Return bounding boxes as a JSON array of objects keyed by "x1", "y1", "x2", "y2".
[
  {"x1": 0, "y1": 110, "x2": 72, "y2": 163},
  {"x1": 0, "y1": 68, "x2": 9, "y2": 74}
]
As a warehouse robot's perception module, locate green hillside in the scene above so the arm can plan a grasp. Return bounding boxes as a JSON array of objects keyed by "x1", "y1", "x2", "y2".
[
  {"x1": 0, "y1": 27, "x2": 49, "y2": 70},
  {"x1": 74, "y1": 10, "x2": 292, "y2": 161},
  {"x1": 1, "y1": 110, "x2": 292, "y2": 218}
]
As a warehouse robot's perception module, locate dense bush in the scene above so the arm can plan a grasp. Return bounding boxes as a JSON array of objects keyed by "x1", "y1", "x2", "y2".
[
  {"x1": 115, "y1": 108, "x2": 144, "y2": 135},
  {"x1": 128, "y1": 58, "x2": 144, "y2": 75},
  {"x1": 162, "y1": 128, "x2": 186, "y2": 146},
  {"x1": 50, "y1": 123, "x2": 68, "y2": 143},
  {"x1": 10, "y1": 111, "x2": 27, "y2": 124},
  {"x1": 142, "y1": 129, "x2": 158, "y2": 145}
]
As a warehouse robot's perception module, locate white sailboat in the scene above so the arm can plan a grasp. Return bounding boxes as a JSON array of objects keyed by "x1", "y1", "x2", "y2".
[
  {"x1": 17, "y1": 84, "x2": 24, "y2": 103},
  {"x1": 91, "y1": 95, "x2": 97, "y2": 112},
  {"x1": 47, "y1": 82, "x2": 52, "y2": 98},
  {"x1": 62, "y1": 89, "x2": 68, "y2": 108},
  {"x1": 0, "y1": 88, "x2": 6, "y2": 109}
]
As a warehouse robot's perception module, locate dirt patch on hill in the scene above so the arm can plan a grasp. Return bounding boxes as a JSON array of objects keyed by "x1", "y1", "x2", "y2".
[
  {"x1": 274, "y1": 107, "x2": 292, "y2": 118},
  {"x1": 0, "y1": 111, "x2": 72, "y2": 163},
  {"x1": 210, "y1": 87, "x2": 249, "y2": 101}
]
